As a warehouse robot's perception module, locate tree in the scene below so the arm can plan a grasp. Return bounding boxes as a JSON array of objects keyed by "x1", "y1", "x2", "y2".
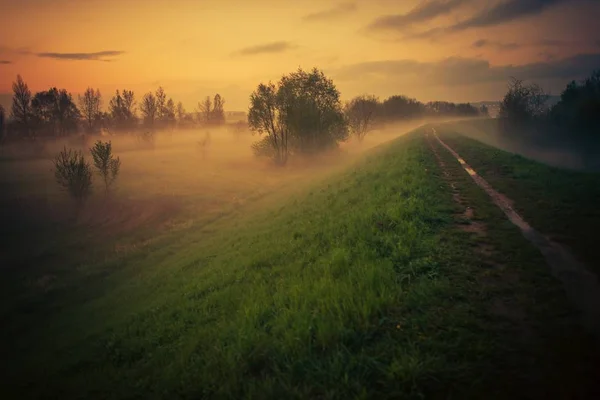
[
  {"x1": 53, "y1": 146, "x2": 93, "y2": 205},
  {"x1": 140, "y1": 92, "x2": 158, "y2": 128},
  {"x1": 90, "y1": 140, "x2": 121, "y2": 194},
  {"x1": 499, "y1": 77, "x2": 548, "y2": 126},
  {"x1": 165, "y1": 98, "x2": 176, "y2": 129},
  {"x1": 31, "y1": 88, "x2": 80, "y2": 137},
  {"x1": 197, "y1": 96, "x2": 212, "y2": 125},
  {"x1": 248, "y1": 82, "x2": 289, "y2": 165},
  {"x1": 345, "y1": 95, "x2": 379, "y2": 141},
  {"x1": 382, "y1": 95, "x2": 425, "y2": 120},
  {"x1": 108, "y1": 89, "x2": 137, "y2": 132},
  {"x1": 10, "y1": 75, "x2": 33, "y2": 139},
  {"x1": 278, "y1": 67, "x2": 348, "y2": 155},
  {"x1": 212, "y1": 94, "x2": 225, "y2": 125},
  {"x1": 78, "y1": 88, "x2": 102, "y2": 132},
  {"x1": 551, "y1": 70, "x2": 600, "y2": 136},
  {"x1": 248, "y1": 67, "x2": 348, "y2": 164},
  {"x1": 176, "y1": 101, "x2": 186, "y2": 122}
]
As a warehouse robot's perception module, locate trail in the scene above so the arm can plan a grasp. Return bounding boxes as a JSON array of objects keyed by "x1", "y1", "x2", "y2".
[{"x1": 428, "y1": 128, "x2": 600, "y2": 337}]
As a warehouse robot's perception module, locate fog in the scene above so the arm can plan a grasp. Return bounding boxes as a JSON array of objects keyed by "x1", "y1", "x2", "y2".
[{"x1": 0, "y1": 120, "x2": 442, "y2": 268}]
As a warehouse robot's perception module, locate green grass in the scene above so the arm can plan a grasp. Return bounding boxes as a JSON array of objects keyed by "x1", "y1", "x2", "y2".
[
  {"x1": 434, "y1": 129, "x2": 600, "y2": 274},
  {"x1": 2, "y1": 129, "x2": 598, "y2": 399}
]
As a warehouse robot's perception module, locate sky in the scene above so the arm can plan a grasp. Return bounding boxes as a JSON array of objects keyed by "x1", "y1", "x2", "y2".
[{"x1": 0, "y1": 0, "x2": 599, "y2": 111}]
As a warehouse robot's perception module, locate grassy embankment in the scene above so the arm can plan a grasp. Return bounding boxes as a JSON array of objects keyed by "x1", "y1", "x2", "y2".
[{"x1": 1, "y1": 128, "x2": 598, "y2": 399}]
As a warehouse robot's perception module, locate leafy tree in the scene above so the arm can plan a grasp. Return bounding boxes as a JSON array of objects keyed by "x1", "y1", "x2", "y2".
[
  {"x1": 345, "y1": 95, "x2": 379, "y2": 141},
  {"x1": 78, "y1": 87, "x2": 102, "y2": 132},
  {"x1": 248, "y1": 67, "x2": 348, "y2": 164},
  {"x1": 108, "y1": 89, "x2": 137, "y2": 131},
  {"x1": 551, "y1": 70, "x2": 600, "y2": 136},
  {"x1": 382, "y1": 95, "x2": 425, "y2": 120},
  {"x1": 140, "y1": 92, "x2": 158, "y2": 128},
  {"x1": 279, "y1": 68, "x2": 348, "y2": 155},
  {"x1": 10, "y1": 75, "x2": 33, "y2": 139},
  {"x1": 90, "y1": 140, "x2": 121, "y2": 194},
  {"x1": 31, "y1": 88, "x2": 80, "y2": 137},
  {"x1": 248, "y1": 81, "x2": 289, "y2": 165},
  {"x1": 53, "y1": 146, "x2": 93, "y2": 204}
]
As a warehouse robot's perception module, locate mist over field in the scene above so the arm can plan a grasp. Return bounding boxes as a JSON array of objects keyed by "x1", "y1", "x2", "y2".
[{"x1": 2, "y1": 0, "x2": 600, "y2": 399}]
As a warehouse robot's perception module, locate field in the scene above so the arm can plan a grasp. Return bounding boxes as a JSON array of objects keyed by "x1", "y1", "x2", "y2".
[{"x1": 2, "y1": 122, "x2": 600, "y2": 399}]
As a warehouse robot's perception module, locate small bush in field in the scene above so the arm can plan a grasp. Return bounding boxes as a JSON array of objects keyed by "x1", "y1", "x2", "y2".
[
  {"x1": 90, "y1": 140, "x2": 121, "y2": 193},
  {"x1": 53, "y1": 146, "x2": 93, "y2": 203}
]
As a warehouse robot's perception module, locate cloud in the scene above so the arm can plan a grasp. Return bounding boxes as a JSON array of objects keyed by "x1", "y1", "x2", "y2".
[
  {"x1": 302, "y1": 2, "x2": 357, "y2": 21},
  {"x1": 0, "y1": 60, "x2": 11, "y2": 64},
  {"x1": 367, "y1": 0, "x2": 468, "y2": 31},
  {"x1": 334, "y1": 53, "x2": 600, "y2": 86},
  {"x1": 234, "y1": 41, "x2": 296, "y2": 56},
  {"x1": 405, "y1": 0, "x2": 575, "y2": 40},
  {"x1": 36, "y1": 50, "x2": 125, "y2": 61},
  {"x1": 472, "y1": 39, "x2": 521, "y2": 51}
]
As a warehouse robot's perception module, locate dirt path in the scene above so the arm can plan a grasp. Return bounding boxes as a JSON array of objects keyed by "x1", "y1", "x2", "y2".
[{"x1": 429, "y1": 128, "x2": 600, "y2": 337}]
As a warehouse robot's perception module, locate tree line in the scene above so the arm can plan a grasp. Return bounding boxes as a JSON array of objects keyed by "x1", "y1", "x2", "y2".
[
  {"x1": 0, "y1": 75, "x2": 228, "y2": 141},
  {"x1": 498, "y1": 70, "x2": 600, "y2": 142}
]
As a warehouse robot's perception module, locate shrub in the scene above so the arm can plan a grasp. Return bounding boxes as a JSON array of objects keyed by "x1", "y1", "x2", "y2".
[
  {"x1": 53, "y1": 146, "x2": 93, "y2": 203},
  {"x1": 90, "y1": 140, "x2": 121, "y2": 194}
]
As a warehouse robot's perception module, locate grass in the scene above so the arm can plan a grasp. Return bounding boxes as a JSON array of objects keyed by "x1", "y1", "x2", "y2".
[
  {"x1": 434, "y1": 128, "x2": 600, "y2": 275},
  {"x1": 2, "y1": 128, "x2": 599, "y2": 399}
]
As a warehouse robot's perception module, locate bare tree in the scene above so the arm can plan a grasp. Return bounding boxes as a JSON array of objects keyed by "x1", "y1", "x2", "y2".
[
  {"x1": 345, "y1": 94, "x2": 379, "y2": 141},
  {"x1": 140, "y1": 92, "x2": 158, "y2": 128},
  {"x1": 165, "y1": 98, "x2": 176, "y2": 129},
  {"x1": 197, "y1": 96, "x2": 212, "y2": 125},
  {"x1": 78, "y1": 87, "x2": 102, "y2": 133},
  {"x1": 10, "y1": 75, "x2": 33, "y2": 139}
]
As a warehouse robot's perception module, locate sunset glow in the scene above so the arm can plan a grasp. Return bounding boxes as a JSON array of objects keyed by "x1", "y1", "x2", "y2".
[{"x1": 1, "y1": 0, "x2": 599, "y2": 110}]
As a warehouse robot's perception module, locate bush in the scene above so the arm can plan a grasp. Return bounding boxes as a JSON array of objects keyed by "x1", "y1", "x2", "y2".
[
  {"x1": 53, "y1": 146, "x2": 93, "y2": 203},
  {"x1": 90, "y1": 140, "x2": 121, "y2": 194}
]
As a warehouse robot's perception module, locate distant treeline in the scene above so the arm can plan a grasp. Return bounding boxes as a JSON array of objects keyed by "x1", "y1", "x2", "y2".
[
  {"x1": 498, "y1": 69, "x2": 600, "y2": 165},
  {"x1": 371, "y1": 96, "x2": 487, "y2": 123},
  {"x1": 0, "y1": 74, "x2": 487, "y2": 145},
  {"x1": 0, "y1": 75, "x2": 229, "y2": 142}
]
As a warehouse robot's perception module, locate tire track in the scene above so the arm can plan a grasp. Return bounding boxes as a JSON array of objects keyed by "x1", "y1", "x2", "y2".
[{"x1": 429, "y1": 128, "x2": 600, "y2": 337}]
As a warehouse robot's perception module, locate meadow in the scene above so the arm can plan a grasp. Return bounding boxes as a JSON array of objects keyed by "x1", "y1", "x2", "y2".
[{"x1": 1, "y1": 122, "x2": 599, "y2": 399}]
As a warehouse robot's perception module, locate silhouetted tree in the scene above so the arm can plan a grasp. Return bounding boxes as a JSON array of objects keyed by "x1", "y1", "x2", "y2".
[
  {"x1": 54, "y1": 146, "x2": 93, "y2": 205},
  {"x1": 345, "y1": 94, "x2": 379, "y2": 141},
  {"x1": 176, "y1": 101, "x2": 186, "y2": 122},
  {"x1": 140, "y1": 92, "x2": 158, "y2": 128},
  {"x1": 108, "y1": 89, "x2": 137, "y2": 131},
  {"x1": 381, "y1": 95, "x2": 425, "y2": 120},
  {"x1": 499, "y1": 77, "x2": 548, "y2": 127},
  {"x1": 78, "y1": 87, "x2": 102, "y2": 133},
  {"x1": 212, "y1": 94, "x2": 225, "y2": 125},
  {"x1": 165, "y1": 98, "x2": 176, "y2": 129},
  {"x1": 197, "y1": 96, "x2": 212, "y2": 126},
  {"x1": 551, "y1": 70, "x2": 600, "y2": 137},
  {"x1": 10, "y1": 75, "x2": 33, "y2": 139},
  {"x1": 31, "y1": 88, "x2": 80, "y2": 137},
  {"x1": 90, "y1": 140, "x2": 121, "y2": 194}
]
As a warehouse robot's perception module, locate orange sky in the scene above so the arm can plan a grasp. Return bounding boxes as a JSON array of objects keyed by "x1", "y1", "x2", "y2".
[{"x1": 1, "y1": 0, "x2": 599, "y2": 111}]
